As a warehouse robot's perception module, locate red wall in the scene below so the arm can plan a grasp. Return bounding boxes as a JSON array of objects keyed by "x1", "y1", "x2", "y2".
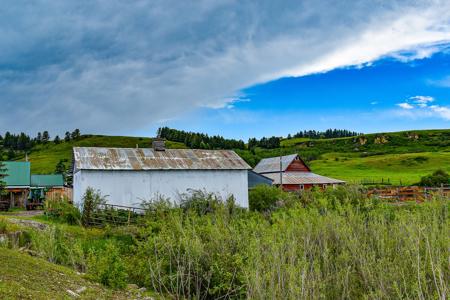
[
  {"x1": 280, "y1": 184, "x2": 329, "y2": 191},
  {"x1": 286, "y1": 159, "x2": 310, "y2": 172}
]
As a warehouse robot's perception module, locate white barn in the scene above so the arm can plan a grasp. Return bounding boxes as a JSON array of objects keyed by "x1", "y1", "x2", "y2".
[{"x1": 72, "y1": 143, "x2": 250, "y2": 208}]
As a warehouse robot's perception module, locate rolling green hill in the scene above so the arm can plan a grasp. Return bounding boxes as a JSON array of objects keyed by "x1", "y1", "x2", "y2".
[
  {"x1": 6, "y1": 129, "x2": 450, "y2": 185},
  {"x1": 239, "y1": 129, "x2": 450, "y2": 185}
]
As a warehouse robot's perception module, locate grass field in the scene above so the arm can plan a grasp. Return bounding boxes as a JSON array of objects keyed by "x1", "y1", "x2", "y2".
[{"x1": 309, "y1": 151, "x2": 450, "y2": 185}]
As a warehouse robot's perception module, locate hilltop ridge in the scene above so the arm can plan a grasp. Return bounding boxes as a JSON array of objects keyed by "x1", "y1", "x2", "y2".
[{"x1": 2, "y1": 129, "x2": 449, "y2": 185}]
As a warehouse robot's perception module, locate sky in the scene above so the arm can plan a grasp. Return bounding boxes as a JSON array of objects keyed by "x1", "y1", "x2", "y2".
[{"x1": 1, "y1": 1, "x2": 450, "y2": 140}]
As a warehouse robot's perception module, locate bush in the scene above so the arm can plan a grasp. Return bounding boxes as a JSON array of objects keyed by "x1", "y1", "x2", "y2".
[
  {"x1": 45, "y1": 197, "x2": 81, "y2": 225},
  {"x1": 178, "y1": 189, "x2": 225, "y2": 215},
  {"x1": 417, "y1": 169, "x2": 449, "y2": 187},
  {"x1": 249, "y1": 185, "x2": 295, "y2": 212},
  {"x1": 81, "y1": 187, "x2": 107, "y2": 226},
  {"x1": 87, "y1": 241, "x2": 128, "y2": 289}
]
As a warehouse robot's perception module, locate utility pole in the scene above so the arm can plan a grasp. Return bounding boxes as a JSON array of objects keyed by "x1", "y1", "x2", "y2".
[{"x1": 279, "y1": 155, "x2": 283, "y2": 189}]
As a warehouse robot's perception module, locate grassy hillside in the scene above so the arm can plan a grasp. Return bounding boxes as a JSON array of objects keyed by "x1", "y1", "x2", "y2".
[
  {"x1": 0, "y1": 248, "x2": 130, "y2": 299},
  {"x1": 310, "y1": 152, "x2": 450, "y2": 184},
  {"x1": 238, "y1": 129, "x2": 450, "y2": 185},
  {"x1": 11, "y1": 129, "x2": 450, "y2": 185}
]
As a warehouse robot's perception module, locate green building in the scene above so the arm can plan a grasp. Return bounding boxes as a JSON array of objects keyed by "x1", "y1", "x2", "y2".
[{"x1": 0, "y1": 162, "x2": 64, "y2": 209}]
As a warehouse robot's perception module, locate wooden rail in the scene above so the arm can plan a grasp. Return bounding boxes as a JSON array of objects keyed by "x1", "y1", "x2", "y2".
[
  {"x1": 368, "y1": 185, "x2": 450, "y2": 202},
  {"x1": 85, "y1": 203, "x2": 146, "y2": 227}
]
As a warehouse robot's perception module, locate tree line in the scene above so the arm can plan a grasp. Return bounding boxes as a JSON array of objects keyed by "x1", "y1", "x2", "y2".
[
  {"x1": 290, "y1": 129, "x2": 361, "y2": 139},
  {"x1": 159, "y1": 127, "x2": 363, "y2": 150},
  {"x1": 0, "y1": 129, "x2": 81, "y2": 152},
  {"x1": 248, "y1": 136, "x2": 281, "y2": 149},
  {"x1": 157, "y1": 127, "x2": 246, "y2": 150}
]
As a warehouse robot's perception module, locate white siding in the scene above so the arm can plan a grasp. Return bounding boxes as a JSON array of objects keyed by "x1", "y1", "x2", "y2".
[{"x1": 73, "y1": 169, "x2": 248, "y2": 208}]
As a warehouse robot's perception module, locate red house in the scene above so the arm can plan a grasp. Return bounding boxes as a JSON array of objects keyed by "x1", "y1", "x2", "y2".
[{"x1": 253, "y1": 154, "x2": 345, "y2": 191}]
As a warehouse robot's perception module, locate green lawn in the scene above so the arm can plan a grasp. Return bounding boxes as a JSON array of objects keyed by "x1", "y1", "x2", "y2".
[{"x1": 310, "y1": 151, "x2": 450, "y2": 185}]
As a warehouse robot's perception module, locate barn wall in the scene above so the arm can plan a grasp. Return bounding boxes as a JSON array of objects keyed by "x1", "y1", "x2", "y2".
[
  {"x1": 73, "y1": 169, "x2": 249, "y2": 208},
  {"x1": 285, "y1": 159, "x2": 310, "y2": 172}
]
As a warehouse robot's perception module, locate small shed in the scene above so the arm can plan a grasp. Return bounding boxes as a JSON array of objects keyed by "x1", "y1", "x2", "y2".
[
  {"x1": 253, "y1": 154, "x2": 345, "y2": 191},
  {"x1": 73, "y1": 142, "x2": 251, "y2": 208},
  {"x1": 29, "y1": 174, "x2": 65, "y2": 206},
  {"x1": 1, "y1": 162, "x2": 31, "y2": 208}
]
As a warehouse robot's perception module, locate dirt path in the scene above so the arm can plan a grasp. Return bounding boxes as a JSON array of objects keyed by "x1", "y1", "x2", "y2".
[{"x1": 5, "y1": 210, "x2": 45, "y2": 217}]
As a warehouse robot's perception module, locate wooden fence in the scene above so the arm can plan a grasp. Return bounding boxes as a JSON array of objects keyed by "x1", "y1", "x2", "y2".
[
  {"x1": 46, "y1": 187, "x2": 73, "y2": 202},
  {"x1": 368, "y1": 185, "x2": 450, "y2": 202},
  {"x1": 84, "y1": 203, "x2": 147, "y2": 227}
]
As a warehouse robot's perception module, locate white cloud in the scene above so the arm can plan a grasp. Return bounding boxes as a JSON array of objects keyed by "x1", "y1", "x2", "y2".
[
  {"x1": 397, "y1": 102, "x2": 414, "y2": 109},
  {"x1": 430, "y1": 76, "x2": 450, "y2": 87},
  {"x1": 370, "y1": 101, "x2": 379, "y2": 105},
  {"x1": 430, "y1": 105, "x2": 450, "y2": 120},
  {"x1": 395, "y1": 95, "x2": 449, "y2": 121},
  {"x1": 410, "y1": 95, "x2": 434, "y2": 104},
  {"x1": 1, "y1": 1, "x2": 450, "y2": 134}
]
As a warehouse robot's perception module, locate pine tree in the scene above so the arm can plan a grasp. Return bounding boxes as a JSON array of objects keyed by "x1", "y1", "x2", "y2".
[
  {"x1": 64, "y1": 131, "x2": 71, "y2": 142},
  {"x1": 0, "y1": 161, "x2": 7, "y2": 196},
  {"x1": 42, "y1": 131, "x2": 50, "y2": 143},
  {"x1": 71, "y1": 129, "x2": 80, "y2": 140}
]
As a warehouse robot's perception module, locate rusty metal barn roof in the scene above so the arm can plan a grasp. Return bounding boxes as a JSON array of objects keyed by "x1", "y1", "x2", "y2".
[
  {"x1": 73, "y1": 147, "x2": 251, "y2": 171},
  {"x1": 253, "y1": 154, "x2": 298, "y2": 173},
  {"x1": 262, "y1": 172, "x2": 345, "y2": 185}
]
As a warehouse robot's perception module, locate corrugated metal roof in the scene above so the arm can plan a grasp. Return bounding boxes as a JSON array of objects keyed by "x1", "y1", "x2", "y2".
[
  {"x1": 31, "y1": 174, "x2": 64, "y2": 187},
  {"x1": 253, "y1": 154, "x2": 298, "y2": 173},
  {"x1": 262, "y1": 172, "x2": 345, "y2": 185},
  {"x1": 1, "y1": 162, "x2": 31, "y2": 187},
  {"x1": 73, "y1": 147, "x2": 251, "y2": 171}
]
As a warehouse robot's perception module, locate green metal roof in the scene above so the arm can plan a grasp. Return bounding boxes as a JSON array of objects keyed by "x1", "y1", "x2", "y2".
[
  {"x1": 1, "y1": 162, "x2": 31, "y2": 187},
  {"x1": 31, "y1": 174, "x2": 64, "y2": 187}
]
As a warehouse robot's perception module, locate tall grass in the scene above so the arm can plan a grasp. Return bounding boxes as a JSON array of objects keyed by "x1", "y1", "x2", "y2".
[
  {"x1": 127, "y1": 187, "x2": 448, "y2": 299},
  {"x1": 4, "y1": 186, "x2": 448, "y2": 298}
]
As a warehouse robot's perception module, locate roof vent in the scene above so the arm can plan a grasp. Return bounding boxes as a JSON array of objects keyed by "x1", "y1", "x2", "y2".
[{"x1": 152, "y1": 138, "x2": 166, "y2": 151}]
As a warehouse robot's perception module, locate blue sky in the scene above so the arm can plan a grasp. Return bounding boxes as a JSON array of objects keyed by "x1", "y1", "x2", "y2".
[
  {"x1": 1, "y1": 1, "x2": 450, "y2": 140},
  {"x1": 150, "y1": 51, "x2": 450, "y2": 139}
]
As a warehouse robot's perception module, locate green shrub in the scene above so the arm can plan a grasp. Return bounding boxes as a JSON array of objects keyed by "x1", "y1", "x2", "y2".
[
  {"x1": 249, "y1": 185, "x2": 296, "y2": 211},
  {"x1": 417, "y1": 169, "x2": 449, "y2": 186},
  {"x1": 81, "y1": 187, "x2": 107, "y2": 226},
  {"x1": 87, "y1": 241, "x2": 127, "y2": 289},
  {"x1": 45, "y1": 197, "x2": 81, "y2": 225},
  {"x1": 179, "y1": 189, "x2": 224, "y2": 215}
]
